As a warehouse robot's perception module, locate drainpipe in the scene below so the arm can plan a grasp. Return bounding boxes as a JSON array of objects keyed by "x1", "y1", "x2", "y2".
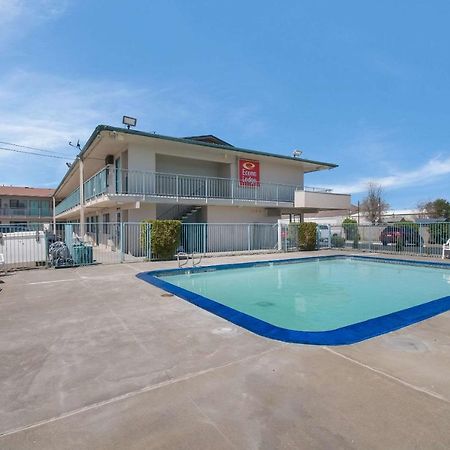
[
  {"x1": 52, "y1": 197, "x2": 56, "y2": 234},
  {"x1": 79, "y1": 156, "x2": 85, "y2": 238}
]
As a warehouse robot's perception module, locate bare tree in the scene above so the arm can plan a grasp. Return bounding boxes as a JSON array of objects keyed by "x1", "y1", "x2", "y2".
[{"x1": 360, "y1": 183, "x2": 390, "y2": 224}]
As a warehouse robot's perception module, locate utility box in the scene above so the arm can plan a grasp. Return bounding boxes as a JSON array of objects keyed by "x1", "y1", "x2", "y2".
[{"x1": 0, "y1": 231, "x2": 47, "y2": 267}]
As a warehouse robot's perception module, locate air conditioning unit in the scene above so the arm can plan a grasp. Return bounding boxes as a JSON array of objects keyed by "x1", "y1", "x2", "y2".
[{"x1": 105, "y1": 155, "x2": 114, "y2": 165}]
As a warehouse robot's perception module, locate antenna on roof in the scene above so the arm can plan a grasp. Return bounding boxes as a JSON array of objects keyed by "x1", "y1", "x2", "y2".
[
  {"x1": 122, "y1": 115, "x2": 137, "y2": 129},
  {"x1": 292, "y1": 149, "x2": 303, "y2": 158},
  {"x1": 69, "y1": 140, "x2": 82, "y2": 151}
]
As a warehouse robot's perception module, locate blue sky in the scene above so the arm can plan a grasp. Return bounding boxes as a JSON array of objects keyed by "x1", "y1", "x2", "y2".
[{"x1": 0, "y1": 0, "x2": 449, "y2": 209}]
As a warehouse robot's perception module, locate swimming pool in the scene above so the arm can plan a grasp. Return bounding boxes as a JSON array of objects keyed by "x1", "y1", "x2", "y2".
[{"x1": 137, "y1": 255, "x2": 450, "y2": 345}]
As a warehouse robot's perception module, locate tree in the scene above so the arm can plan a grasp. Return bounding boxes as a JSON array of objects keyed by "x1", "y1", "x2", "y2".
[
  {"x1": 360, "y1": 183, "x2": 390, "y2": 225},
  {"x1": 417, "y1": 198, "x2": 450, "y2": 220}
]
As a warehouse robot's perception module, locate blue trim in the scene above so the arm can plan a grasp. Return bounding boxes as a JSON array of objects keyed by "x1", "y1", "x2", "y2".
[{"x1": 136, "y1": 255, "x2": 450, "y2": 346}]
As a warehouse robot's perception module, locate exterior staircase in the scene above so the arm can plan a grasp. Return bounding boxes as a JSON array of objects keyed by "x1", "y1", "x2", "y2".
[{"x1": 158, "y1": 205, "x2": 202, "y2": 223}]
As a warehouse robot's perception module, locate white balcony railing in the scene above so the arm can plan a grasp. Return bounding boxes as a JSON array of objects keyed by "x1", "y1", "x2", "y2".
[
  {"x1": 55, "y1": 167, "x2": 339, "y2": 216},
  {"x1": 0, "y1": 207, "x2": 53, "y2": 218}
]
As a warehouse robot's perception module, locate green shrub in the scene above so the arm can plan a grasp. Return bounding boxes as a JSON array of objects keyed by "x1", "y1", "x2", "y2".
[
  {"x1": 140, "y1": 219, "x2": 181, "y2": 260},
  {"x1": 395, "y1": 236, "x2": 405, "y2": 251},
  {"x1": 331, "y1": 234, "x2": 345, "y2": 248},
  {"x1": 298, "y1": 222, "x2": 317, "y2": 251},
  {"x1": 396, "y1": 219, "x2": 419, "y2": 231},
  {"x1": 342, "y1": 218, "x2": 358, "y2": 240},
  {"x1": 352, "y1": 231, "x2": 360, "y2": 249},
  {"x1": 428, "y1": 222, "x2": 450, "y2": 244}
]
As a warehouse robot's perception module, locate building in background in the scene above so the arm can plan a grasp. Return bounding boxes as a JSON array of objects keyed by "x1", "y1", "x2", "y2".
[
  {"x1": 53, "y1": 125, "x2": 351, "y2": 229},
  {"x1": 304, "y1": 206, "x2": 422, "y2": 225},
  {"x1": 0, "y1": 186, "x2": 54, "y2": 227}
]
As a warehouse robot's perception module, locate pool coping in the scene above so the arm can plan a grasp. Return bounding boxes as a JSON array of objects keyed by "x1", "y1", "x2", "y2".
[{"x1": 136, "y1": 255, "x2": 450, "y2": 345}]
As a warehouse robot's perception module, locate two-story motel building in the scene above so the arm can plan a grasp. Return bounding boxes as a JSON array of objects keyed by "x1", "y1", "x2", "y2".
[
  {"x1": 0, "y1": 186, "x2": 54, "y2": 227},
  {"x1": 54, "y1": 125, "x2": 351, "y2": 228}
]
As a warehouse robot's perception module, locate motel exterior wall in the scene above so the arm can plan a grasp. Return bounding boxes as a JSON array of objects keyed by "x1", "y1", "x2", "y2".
[{"x1": 54, "y1": 126, "x2": 350, "y2": 227}]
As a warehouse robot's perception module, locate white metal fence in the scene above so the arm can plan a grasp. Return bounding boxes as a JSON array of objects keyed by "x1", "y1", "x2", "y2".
[
  {"x1": 0, "y1": 222, "x2": 282, "y2": 270},
  {"x1": 1, "y1": 221, "x2": 448, "y2": 271},
  {"x1": 327, "y1": 222, "x2": 450, "y2": 258}
]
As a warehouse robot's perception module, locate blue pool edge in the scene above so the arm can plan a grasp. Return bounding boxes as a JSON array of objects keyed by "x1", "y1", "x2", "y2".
[{"x1": 136, "y1": 254, "x2": 450, "y2": 346}]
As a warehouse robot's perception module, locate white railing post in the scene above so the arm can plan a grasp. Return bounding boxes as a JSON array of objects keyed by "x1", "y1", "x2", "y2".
[
  {"x1": 176, "y1": 175, "x2": 179, "y2": 201},
  {"x1": 203, "y1": 223, "x2": 207, "y2": 254},
  {"x1": 277, "y1": 222, "x2": 282, "y2": 251},
  {"x1": 205, "y1": 178, "x2": 208, "y2": 203}
]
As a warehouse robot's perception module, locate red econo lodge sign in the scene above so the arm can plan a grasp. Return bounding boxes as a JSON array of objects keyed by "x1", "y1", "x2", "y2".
[{"x1": 239, "y1": 159, "x2": 260, "y2": 187}]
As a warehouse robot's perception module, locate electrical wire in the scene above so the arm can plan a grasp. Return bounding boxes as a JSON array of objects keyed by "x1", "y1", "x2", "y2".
[
  {"x1": 0, "y1": 146, "x2": 74, "y2": 160},
  {"x1": 0, "y1": 142, "x2": 105, "y2": 161},
  {"x1": 0, "y1": 140, "x2": 75, "y2": 156}
]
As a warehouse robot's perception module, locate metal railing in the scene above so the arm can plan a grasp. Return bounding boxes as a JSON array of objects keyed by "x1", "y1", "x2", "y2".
[
  {"x1": 84, "y1": 167, "x2": 108, "y2": 202},
  {"x1": 0, "y1": 207, "x2": 52, "y2": 218},
  {"x1": 55, "y1": 187, "x2": 80, "y2": 215},
  {"x1": 56, "y1": 167, "x2": 339, "y2": 216},
  {"x1": 1, "y1": 221, "x2": 448, "y2": 271},
  {"x1": 327, "y1": 221, "x2": 450, "y2": 258},
  {"x1": 0, "y1": 222, "x2": 281, "y2": 270},
  {"x1": 111, "y1": 168, "x2": 301, "y2": 204}
]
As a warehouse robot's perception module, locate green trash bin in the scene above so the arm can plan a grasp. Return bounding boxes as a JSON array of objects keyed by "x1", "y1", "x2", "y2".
[{"x1": 72, "y1": 244, "x2": 93, "y2": 265}]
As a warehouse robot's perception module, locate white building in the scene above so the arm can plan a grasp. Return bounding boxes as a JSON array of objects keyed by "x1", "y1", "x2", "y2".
[{"x1": 54, "y1": 125, "x2": 351, "y2": 228}]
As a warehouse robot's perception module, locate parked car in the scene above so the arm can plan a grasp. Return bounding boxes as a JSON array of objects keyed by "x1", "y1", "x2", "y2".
[{"x1": 380, "y1": 225, "x2": 423, "y2": 246}]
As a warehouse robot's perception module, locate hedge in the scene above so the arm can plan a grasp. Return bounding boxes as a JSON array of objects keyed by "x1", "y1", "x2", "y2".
[
  {"x1": 140, "y1": 219, "x2": 182, "y2": 260},
  {"x1": 342, "y1": 218, "x2": 358, "y2": 240},
  {"x1": 298, "y1": 222, "x2": 317, "y2": 251}
]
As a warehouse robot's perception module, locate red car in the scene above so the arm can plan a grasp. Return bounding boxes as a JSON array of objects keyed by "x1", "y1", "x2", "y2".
[{"x1": 380, "y1": 226, "x2": 423, "y2": 246}]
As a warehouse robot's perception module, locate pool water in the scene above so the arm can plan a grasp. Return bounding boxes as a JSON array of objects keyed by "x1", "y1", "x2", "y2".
[{"x1": 157, "y1": 257, "x2": 450, "y2": 332}]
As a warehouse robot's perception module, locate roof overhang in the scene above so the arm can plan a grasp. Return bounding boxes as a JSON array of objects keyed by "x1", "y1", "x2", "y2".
[{"x1": 54, "y1": 125, "x2": 338, "y2": 198}]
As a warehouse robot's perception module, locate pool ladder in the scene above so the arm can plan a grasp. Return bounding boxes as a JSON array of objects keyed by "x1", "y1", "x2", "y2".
[{"x1": 177, "y1": 251, "x2": 203, "y2": 268}]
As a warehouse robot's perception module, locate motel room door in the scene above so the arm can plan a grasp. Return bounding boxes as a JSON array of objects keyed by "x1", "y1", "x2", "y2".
[{"x1": 115, "y1": 158, "x2": 122, "y2": 194}]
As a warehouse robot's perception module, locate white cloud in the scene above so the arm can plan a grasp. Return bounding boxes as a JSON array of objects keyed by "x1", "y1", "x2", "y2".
[
  {"x1": 0, "y1": 71, "x2": 144, "y2": 150},
  {"x1": 0, "y1": 69, "x2": 267, "y2": 185},
  {"x1": 0, "y1": 0, "x2": 69, "y2": 46},
  {"x1": 327, "y1": 155, "x2": 450, "y2": 194}
]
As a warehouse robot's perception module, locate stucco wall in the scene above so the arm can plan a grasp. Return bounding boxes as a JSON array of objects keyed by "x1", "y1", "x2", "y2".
[
  {"x1": 127, "y1": 144, "x2": 156, "y2": 172},
  {"x1": 205, "y1": 205, "x2": 279, "y2": 224},
  {"x1": 156, "y1": 154, "x2": 227, "y2": 178},
  {"x1": 124, "y1": 139, "x2": 304, "y2": 187}
]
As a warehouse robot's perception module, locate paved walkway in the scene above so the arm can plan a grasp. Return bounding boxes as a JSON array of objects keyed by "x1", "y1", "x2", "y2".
[{"x1": 1, "y1": 251, "x2": 449, "y2": 449}]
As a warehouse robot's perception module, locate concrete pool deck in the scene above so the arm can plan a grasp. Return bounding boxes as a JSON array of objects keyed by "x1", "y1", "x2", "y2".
[{"x1": 1, "y1": 251, "x2": 450, "y2": 449}]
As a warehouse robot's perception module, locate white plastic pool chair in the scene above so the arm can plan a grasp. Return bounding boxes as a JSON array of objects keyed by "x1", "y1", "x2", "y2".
[{"x1": 442, "y1": 239, "x2": 450, "y2": 259}]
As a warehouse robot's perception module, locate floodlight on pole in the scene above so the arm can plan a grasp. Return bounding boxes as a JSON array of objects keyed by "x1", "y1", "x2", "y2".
[{"x1": 122, "y1": 116, "x2": 137, "y2": 129}]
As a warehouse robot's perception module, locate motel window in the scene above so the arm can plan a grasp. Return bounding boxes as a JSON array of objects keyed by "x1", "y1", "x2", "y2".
[
  {"x1": 10, "y1": 199, "x2": 26, "y2": 209},
  {"x1": 103, "y1": 214, "x2": 110, "y2": 234}
]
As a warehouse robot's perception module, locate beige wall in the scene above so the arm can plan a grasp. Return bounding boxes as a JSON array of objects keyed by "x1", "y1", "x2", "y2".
[
  {"x1": 205, "y1": 205, "x2": 279, "y2": 224},
  {"x1": 127, "y1": 144, "x2": 156, "y2": 172},
  {"x1": 127, "y1": 205, "x2": 156, "y2": 222},
  {"x1": 125, "y1": 139, "x2": 304, "y2": 187},
  {"x1": 156, "y1": 154, "x2": 227, "y2": 178},
  {"x1": 295, "y1": 191, "x2": 351, "y2": 210}
]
